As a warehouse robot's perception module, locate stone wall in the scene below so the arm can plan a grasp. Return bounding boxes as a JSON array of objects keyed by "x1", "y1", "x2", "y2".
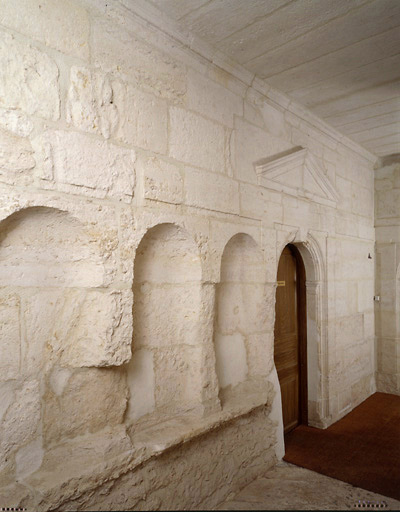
[
  {"x1": 0, "y1": 0, "x2": 377, "y2": 509},
  {"x1": 375, "y1": 159, "x2": 400, "y2": 395}
]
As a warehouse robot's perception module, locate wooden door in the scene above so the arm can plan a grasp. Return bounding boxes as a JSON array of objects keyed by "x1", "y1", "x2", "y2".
[{"x1": 274, "y1": 245, "x2": 307, "y2": 434}]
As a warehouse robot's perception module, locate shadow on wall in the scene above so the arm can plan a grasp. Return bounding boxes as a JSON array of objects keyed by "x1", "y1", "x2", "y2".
[
  {"x1": 214, "y1": 233, "x2": 274, "y2": 404},
  {"x1": 126, "y1": 223, "x2": 204, "y2": 424}
]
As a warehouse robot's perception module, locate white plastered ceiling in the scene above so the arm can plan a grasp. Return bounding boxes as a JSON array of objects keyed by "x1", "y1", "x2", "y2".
[{"x1": 145, "y1": 0, "x2": 400, "y2": 157}]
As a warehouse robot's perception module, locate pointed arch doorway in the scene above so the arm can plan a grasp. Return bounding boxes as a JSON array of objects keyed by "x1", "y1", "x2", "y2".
[{"x1": 274, "y1": 244, "x2": 308, "y2": 434}]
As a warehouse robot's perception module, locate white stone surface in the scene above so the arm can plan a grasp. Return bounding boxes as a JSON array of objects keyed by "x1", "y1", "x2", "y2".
[
  {"x1": 126, "y1": 348, "x2": 155, "y2": 420},
  {"x1": 15, "y1": 437, "x2": 44, "y2": 481},
  {"x1": 140, "y1": 155, "x2": 183, "y2": 204},
  {"x1": 185, "y1": 166, "x2": 239, "y2": 214},
  {"x1": 34, "y1": 130, "x2": 136, "y2": 202},
  {"x1": 214, "y1": 332, "x2": 248, "y2": 389},
  {"x1": 0, "y1": 0, "x2": 382, "y2": 508},
  {"x1": 66, "y1": 67, "x2": 120, "y2": 140},
  {"x1": 0, "y1": 30, "x2": 59, "y2": 120},
  {"x1": 0, "y1": 293, "x2": 20, "y2": 380},
  {"x1": 169, "y1": 107, "x2": 226, "y2": 173},
  {"x1": 0, "y1": 0, "x2": 89, "y2": 60}
]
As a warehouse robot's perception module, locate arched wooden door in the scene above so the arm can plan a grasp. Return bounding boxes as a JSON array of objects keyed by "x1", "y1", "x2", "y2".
[{"x1": 274, "y1": 244, "x2": 307, "y2": 434}]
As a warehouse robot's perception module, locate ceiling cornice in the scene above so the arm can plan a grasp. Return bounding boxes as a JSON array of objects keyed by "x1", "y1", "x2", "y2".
[{"x1": 85, "y1": 0, "x2": 378, "y2": 165}]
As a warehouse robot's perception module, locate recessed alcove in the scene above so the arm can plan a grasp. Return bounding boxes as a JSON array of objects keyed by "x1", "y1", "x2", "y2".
[
  {"x1": 0, "y1": 207, "x2": 128, "y2": 471},
  {"x1": 127, "y1": 223, "x2": 204, "y2": 423},
  {"x1": 0, "y1": 207, "x2": 104, "y2": 288},
  {"x1": 214, "y1": 233, "x2": 270, "y2": 403}
]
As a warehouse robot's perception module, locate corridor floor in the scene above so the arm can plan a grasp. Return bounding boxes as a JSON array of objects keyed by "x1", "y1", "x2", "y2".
[{"x1": 216, "y1": 462, "x2": 400, "y2": 510}]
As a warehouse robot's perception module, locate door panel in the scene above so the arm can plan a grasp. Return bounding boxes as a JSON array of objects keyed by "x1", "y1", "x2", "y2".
[{"x1": 274, "y1": 245, "x2": 306, "y2": 434}]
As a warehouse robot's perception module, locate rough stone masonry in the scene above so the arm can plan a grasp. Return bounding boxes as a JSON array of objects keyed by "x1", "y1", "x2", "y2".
[{"x1": 0, "y1": 0, "x2": 385, "y2": 510}]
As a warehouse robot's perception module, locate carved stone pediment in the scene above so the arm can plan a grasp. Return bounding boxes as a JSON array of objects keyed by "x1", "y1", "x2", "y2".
[{"x1": 255, "y1": 146, "x2": 339, "y2": 207}]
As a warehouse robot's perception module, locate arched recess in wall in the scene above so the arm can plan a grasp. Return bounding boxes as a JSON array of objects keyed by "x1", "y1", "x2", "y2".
[
  {"x1": 127, "y1": 223, "x2": 203, "y2": 423},
  {"x1": 214, "y1": 233, "x2": 270, "y2": 403},
  {"x1": 0, "y1": 207, "x2": 128, "y2": 464}
]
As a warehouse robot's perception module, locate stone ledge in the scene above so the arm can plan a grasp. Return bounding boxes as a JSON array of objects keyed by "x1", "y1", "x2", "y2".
[
  {"x1": 7, "y1": 386, "x2": 273, "y2": 511},
  {"x1": 130, "y1": 384, "x2": 273, "y2": 453}
]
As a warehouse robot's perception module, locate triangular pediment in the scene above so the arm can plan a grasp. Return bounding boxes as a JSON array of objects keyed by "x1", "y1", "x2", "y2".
[{"x1": 255, "y1": 147, "x2": 340, "y2": 207}]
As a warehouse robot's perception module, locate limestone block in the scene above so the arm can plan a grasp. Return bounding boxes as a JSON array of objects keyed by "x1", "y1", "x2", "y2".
[
  {"x1": 243, "y1": 100, "x2": 265, "y2": 128},
  {"x1": 217, "y1": 283, "x2": 268, "y2": 335},
  {"x1": 0, "y1": 0, "x2": 89, "y2": 60},
  {"x1": 0, "y1": 207, "x2": 105, "y2": 288},
  {"x1": 335, "y1": 175, "x2": 352, "y2": 212},
  {"x1": 214, "y1": 332, "x2": 248, "y2": 389},
  {"x1": 335, "y1": 314, "x2": 364, "y2": 346},
  {"x1": 15, "y1": 436, "x2": 44, "y2": 481},
  {"x1": 363, "y1": 311, "x2": 375, "y2": 339},
  {"x1": 92, "y1": 18, "x2": 186, "y2": 103},
  {"x1": 378, "y1": 278, "x2": 396, "y2": 311},
  {"x1": 233, "y1": 117, "x2": 293, "y2": 184},
  {"x1": 357, "y1": 279, "x2": 374, "y2": 312},
  {"x1": 126, "y1": 348, "x2": 155, "y2": 421},
  {"x1": 21, "y1": 289, "x2": 65, "y2": 376},
  {"x1": 140, "y1": 156, "x2": 183, "y2": 204},
  {"x1": 0, "y1": 127, "x2": 35, "y2": 185},
  {"x1": 0, "y1": 293, "x2": 20, "y2": 380},
  {"x1": 185, "y1": 166, "x2": 239, "y2": 214},
  {"x1": 290, "y1": 126, "x2": 324, "y2": 160},
  {"x1": 186, "y1": 69, "x2": 243, "y2": 128},
  {"x1": 264, "y1": 199, "x2": 284, "y2": 227},
  {"x1": 66, "y1": 67, "x2": 121, "y2": 140},
  {"x1": 393, "y1": 164, "x2": 400, "y2": 188},
  {"x1": 376, "y1": 244, "x2": 396, "y2": 279},
  {"x1": 1, "y1": 381, "x2": 41, "y2": 459},
  {"x1": 216, "y1": 283, "x2": 240, "y2": 334},
  {"x1": 43, "y1": 367, "x2": 128, "y2": 445},
  {"x1": 133, "y1": 284, "x2": 201, "y2": 349},
  {"x1": 351, "y1": 184, "x2": 373, "y2": 218},
  {"x1": 54, "y1": 290, "x2": 133, "y2": 368},
  {"x1": 377, "y1": 339, "x2": 397, "y2": 374},
  {"x1": 134, "y1": 223, "x2": 202, "y2": 284},
  {"x1": 169, "y1": 108, "x2": 225, "y2": 173},
  {"x1": 260, "y1": 101, "x2": 291, "y2": 140},
  {"x1": 34, "y1": 130, "x2": 136, "y2": 202},
  {"x1": 375, "y1": 226, "x2": 400, "y2": 244},
  {"x1": 0, "y1": 31, "x2": 59, "y2": 120},
  {"x1": 0, "y1": 381, "x2": 15, "y2": 423},
  {"x1": 375, "y1": 178, "x2": 393, "y2": 191},
  {"x1": 376, "y1": 311, "x2": 397, "y2": 338},
  {"x1": 116, "y1": 84, "x2": 168, "y2": 154},
  {"x1": 220, "y1": 234, "x2": 264, "y2": 285},
  {"x1": 376, "y1": 371, "x2": 398, "y2": 394},
  {"x1": 240, "y1": 183, "x2": 265, "y2": 219},
  {"x1": 334, "y1": 281, "x2": 358, "y2": 317},
  {"x1": 49, "y1": 367, "x2": 72, "y2": 397},
  {"x1": 153, "y1": 344, "x2": 203, "y2": 413},
  {"x1": 246, "y1": 332, "x2": 274, "y2": 378},
  {"x1": 335, "y1": 211, "x2": 359, "y2": 238},
  {"x1": 376, "y1": 189, "x2": 400, "y2": 218},
  {"x1": 261, "y1": 229, "x2": 278, "y2": 282},
  {"x1": 210, "y1": 221, "x2": 261, "y2": 269},
  {"x1": 0, "y1": 108, "x2": 33, "y2": 138}
]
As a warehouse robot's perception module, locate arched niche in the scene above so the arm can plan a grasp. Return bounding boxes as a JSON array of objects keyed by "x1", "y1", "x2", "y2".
[
  {"x1": 127, "y1": 223, "x2": 203, "y2": 422},
  {"x1": 214, "y1": 233, "x2": 269, "y2": 402},
  {"x1": 0, "y1": 206, "x2": 106, "y2": 382},
  {"x1": 0, "y1": 207, "x2": 104, "y2": 288},
  {"x1": 0, "y1": 207, "x2": 127, "y2": 468}
]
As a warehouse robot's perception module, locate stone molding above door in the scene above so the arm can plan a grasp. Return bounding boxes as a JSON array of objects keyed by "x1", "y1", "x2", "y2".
[{"x1": 255, "y1": 146, "x2": 340, "y2": 208}]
